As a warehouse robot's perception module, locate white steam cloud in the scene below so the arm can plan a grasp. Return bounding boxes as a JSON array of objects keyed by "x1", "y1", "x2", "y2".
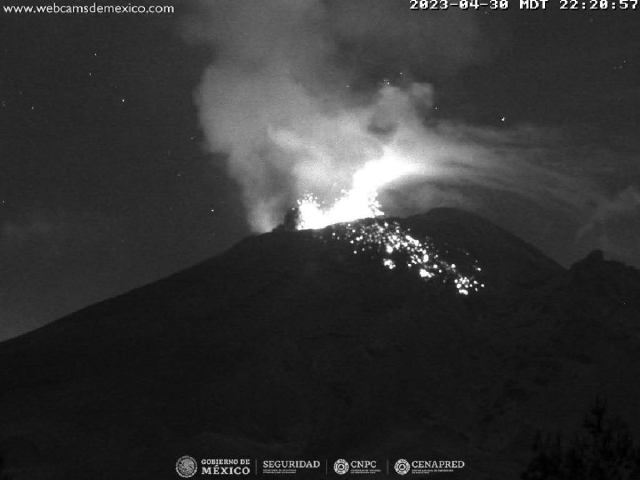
[{"x1": 181, "y1": 0, "x2": 624, "y2": 264}]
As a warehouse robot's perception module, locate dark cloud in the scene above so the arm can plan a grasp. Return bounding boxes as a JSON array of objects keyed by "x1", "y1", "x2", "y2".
[
  {"x1": 577, "y1": 186, "x2": 640, "y2": 266},
  {"x1": 324, "y1": 0, "x2": 492, "y2": 82}
]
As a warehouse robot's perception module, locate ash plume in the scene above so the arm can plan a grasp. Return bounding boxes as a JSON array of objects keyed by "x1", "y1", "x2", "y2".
[{"x1": 181, "y1": 0, "x2": 601, "y2": 238}]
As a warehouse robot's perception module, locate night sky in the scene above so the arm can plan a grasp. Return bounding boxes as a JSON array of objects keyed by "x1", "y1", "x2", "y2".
[{"x1": 1, "y1": 0, "x2": 639, "y2": 340}]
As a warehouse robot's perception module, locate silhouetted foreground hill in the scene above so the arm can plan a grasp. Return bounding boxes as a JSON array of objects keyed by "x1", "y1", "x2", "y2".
[{"x1": 0, "y1": 208, "x2": 638, "y2": 479}]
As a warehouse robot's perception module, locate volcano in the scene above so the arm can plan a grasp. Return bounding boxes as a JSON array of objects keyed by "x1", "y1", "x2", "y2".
[{"x1": 1, "y1": 208, "x2": 639, "y2": 479}]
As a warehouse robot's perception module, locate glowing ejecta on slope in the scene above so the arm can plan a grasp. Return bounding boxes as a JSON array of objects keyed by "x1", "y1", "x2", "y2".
[{"x1": 328, "y1": 220, "x2": 484, "y2": 295}]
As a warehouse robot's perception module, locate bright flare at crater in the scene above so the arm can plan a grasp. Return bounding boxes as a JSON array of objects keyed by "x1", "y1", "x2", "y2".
[
  {"x1": 296, "y1": 191, "x2": 382, "y2": 231},
  {"x1": 296, "y1": 152, "x2": 416, "y2": 230}
]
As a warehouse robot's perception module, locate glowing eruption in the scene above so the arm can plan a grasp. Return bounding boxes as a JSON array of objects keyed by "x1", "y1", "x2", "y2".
[
  {"x1": 185, "y1": 0, "x2": 612, "y2": 269},
  {"x1": 293, "y1": 150, "x2": 482, "y2": 295}
]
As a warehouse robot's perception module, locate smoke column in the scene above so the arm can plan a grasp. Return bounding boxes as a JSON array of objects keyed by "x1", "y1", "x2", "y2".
[{"x1": 182, "y1": 0, "x2": 599, "y2": 234}]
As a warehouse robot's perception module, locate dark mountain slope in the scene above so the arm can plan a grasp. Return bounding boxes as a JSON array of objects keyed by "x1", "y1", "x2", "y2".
[{"x1": 0, "y1": 208, "x2": 638, "y2": 480}]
